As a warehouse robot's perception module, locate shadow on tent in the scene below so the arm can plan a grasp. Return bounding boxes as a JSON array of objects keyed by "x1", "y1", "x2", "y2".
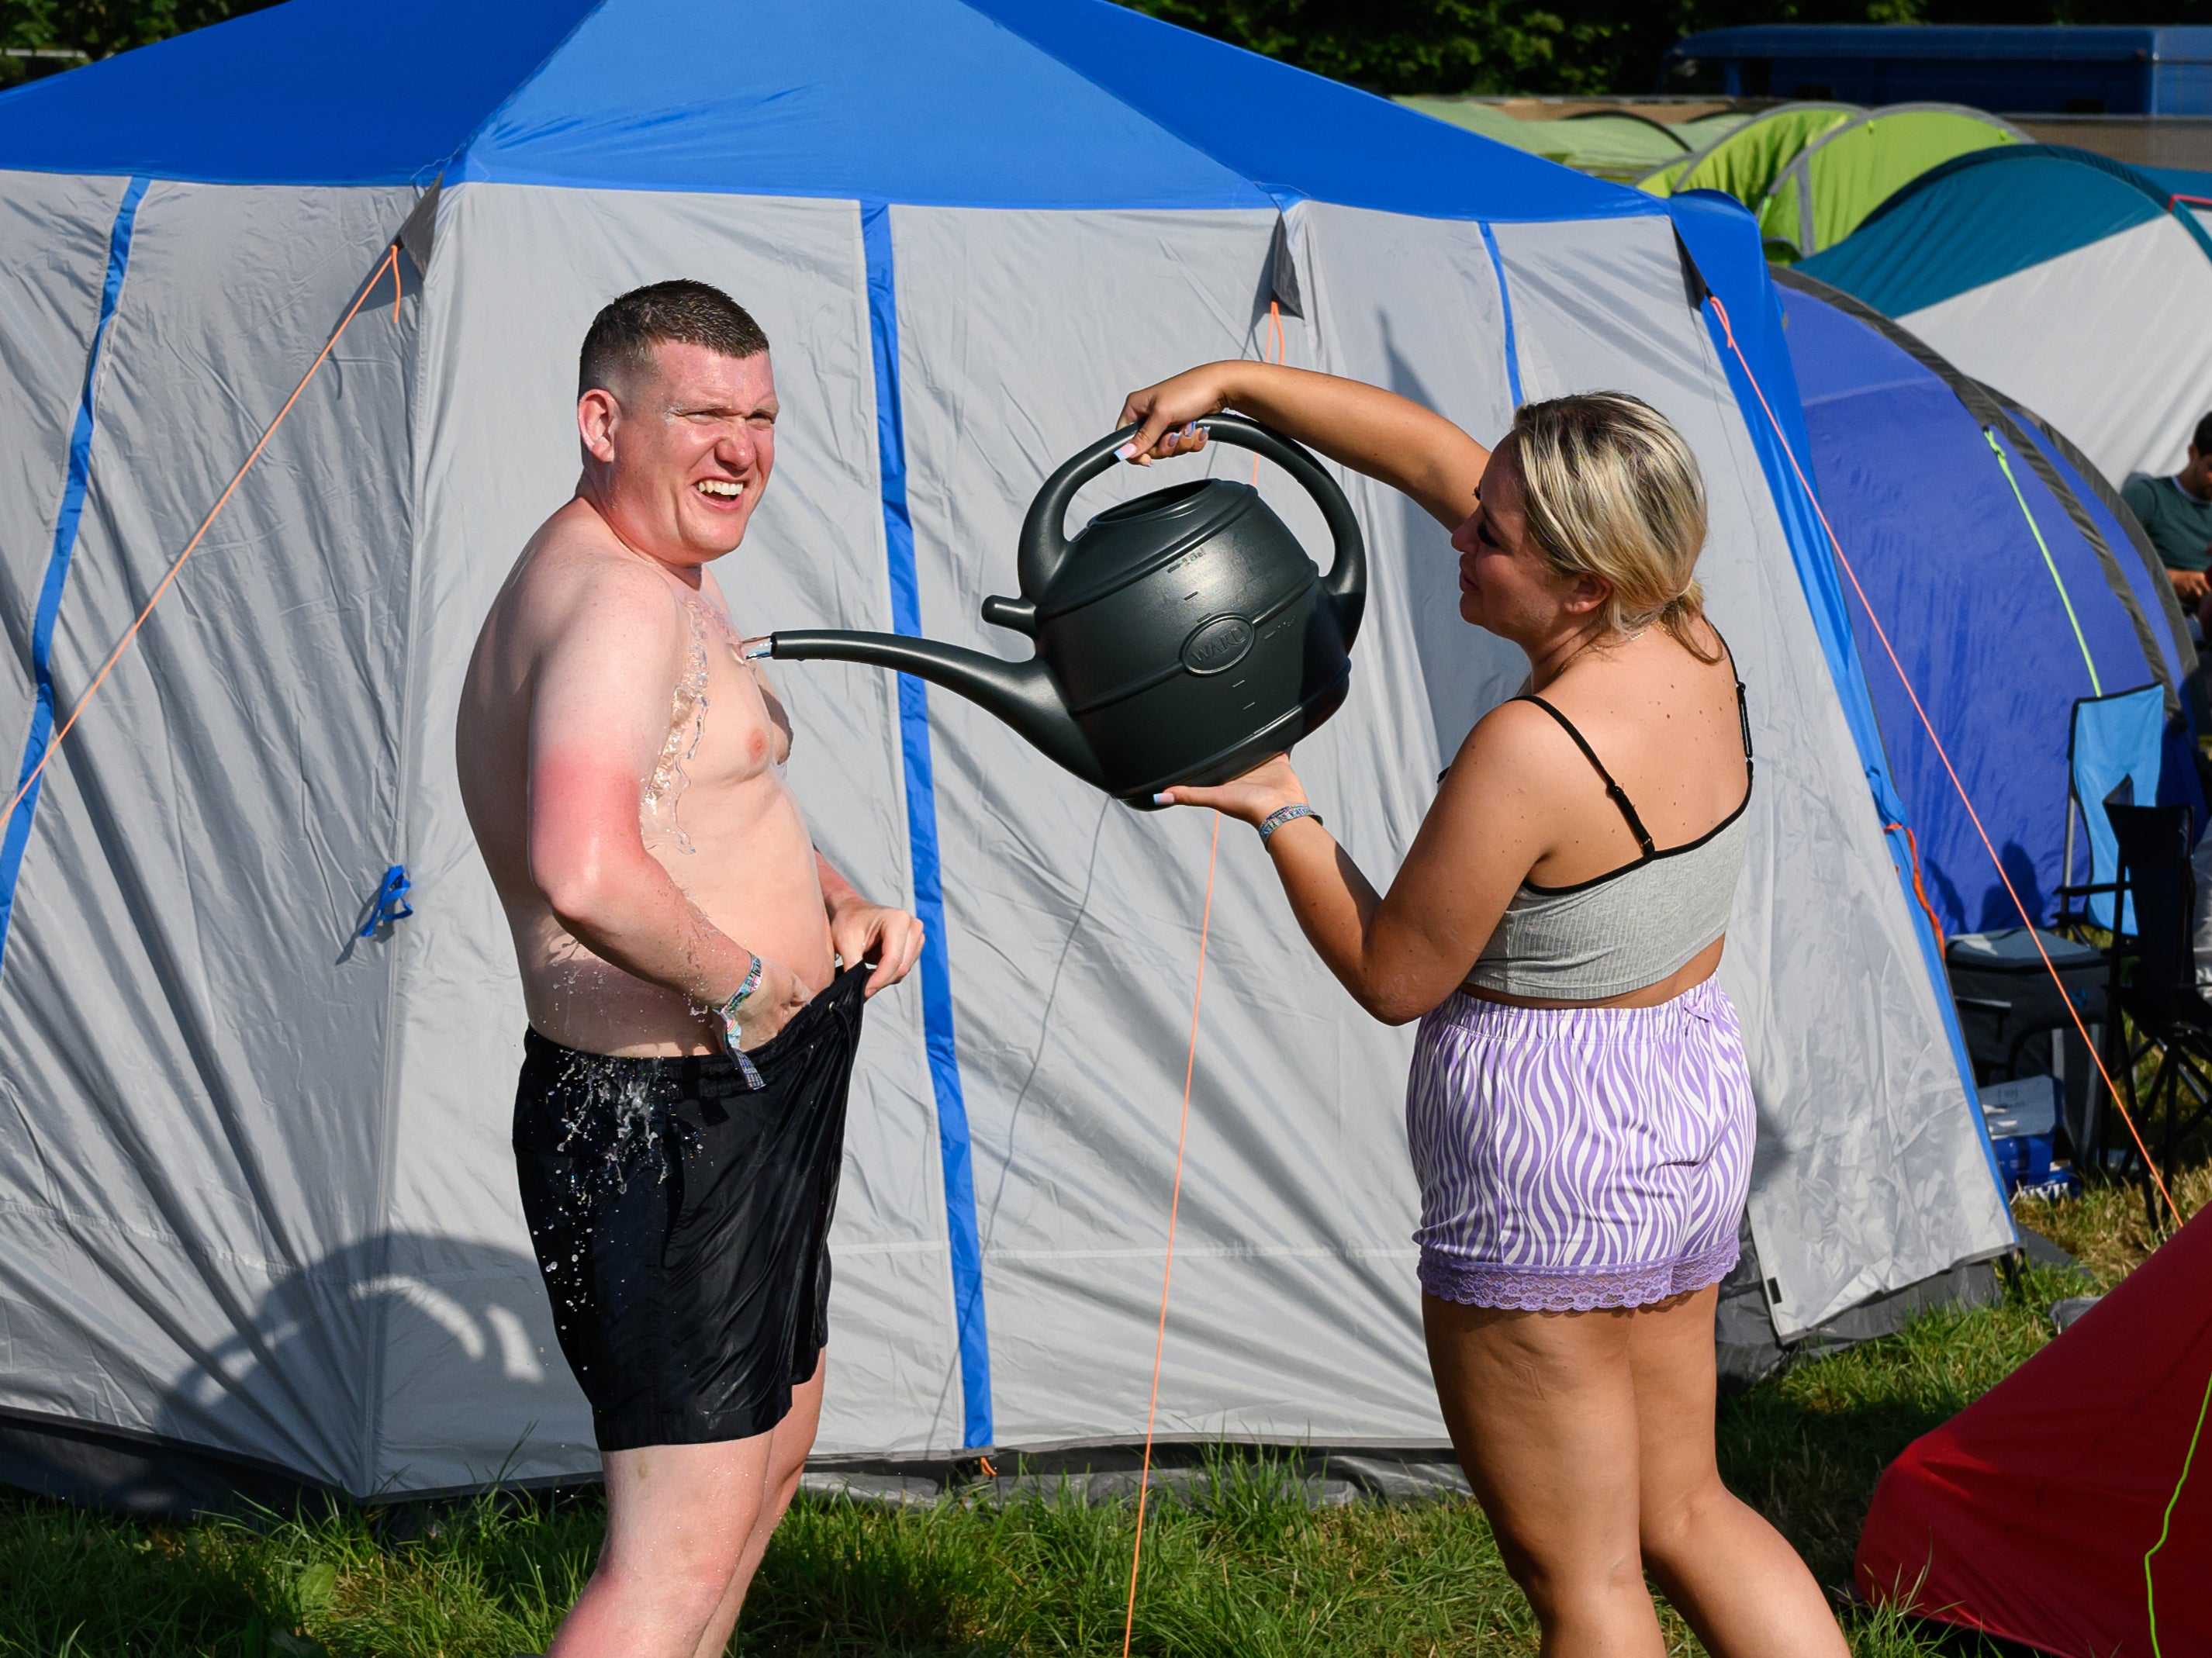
[{"x1": 0, "y1": 1232, "x2": 586, "y2": 1518}]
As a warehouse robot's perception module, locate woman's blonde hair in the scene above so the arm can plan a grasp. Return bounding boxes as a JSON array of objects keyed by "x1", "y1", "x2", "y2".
[{"x1": 1508, "y1": 392, "x2": 1715, "y2": 661}]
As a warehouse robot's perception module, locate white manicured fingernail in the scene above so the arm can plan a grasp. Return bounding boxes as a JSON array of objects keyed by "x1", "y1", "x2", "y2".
[
  {"x1": 1153, "y1": 791, "x2": 1173, "y2": 806},
  {"x1": 1116, "y1": 441, "x2": 1139, "y2": 461}
]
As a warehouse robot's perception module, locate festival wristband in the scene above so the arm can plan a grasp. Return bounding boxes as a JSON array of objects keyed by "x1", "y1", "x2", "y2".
[
  {"x1": 714, "y1": 954, "x2": 764, "y2": 1040},
  {"x1": 714, "y1": 955, "x2": 768, "y2": 1090},
  {"x1": 1257, "y1": 803, "x2": 1322, "y2": 843}
]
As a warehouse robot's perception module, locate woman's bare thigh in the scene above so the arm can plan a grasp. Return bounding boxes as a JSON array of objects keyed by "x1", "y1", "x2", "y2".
[
  {"x1": 1422, "y1": 1295, "x2": 1647, "y2": 1579},
  {"x1": 1623, "y1": 1286, "x2": 1727, "y2": 1528}
]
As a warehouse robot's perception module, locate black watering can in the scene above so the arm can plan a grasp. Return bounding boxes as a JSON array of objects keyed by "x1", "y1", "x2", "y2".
[{"x1": 757, "y1": 413, "x2": 1366, "y2": 807}]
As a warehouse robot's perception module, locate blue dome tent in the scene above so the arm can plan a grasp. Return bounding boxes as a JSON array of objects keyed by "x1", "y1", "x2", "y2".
[
  {"x1": 1799, "y1": 144, "x2": 2212, "y2": 486},
  {"x1": 1775, "y1": 269, "x2": 2201, "y2": 939},
  {"x1": 0, "y1": 0, "x2": 2008, "y2": 1504}
]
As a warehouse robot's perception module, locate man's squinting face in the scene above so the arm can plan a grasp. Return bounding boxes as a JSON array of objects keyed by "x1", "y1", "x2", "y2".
[{"x1": 582, "y1": 340, "x2": 777, "y2": 564}]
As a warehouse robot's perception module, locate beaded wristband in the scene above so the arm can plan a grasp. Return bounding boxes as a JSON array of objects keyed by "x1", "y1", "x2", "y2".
[{"x1": 1257, "y1": 803, "x2": 1322, "y2": 843}]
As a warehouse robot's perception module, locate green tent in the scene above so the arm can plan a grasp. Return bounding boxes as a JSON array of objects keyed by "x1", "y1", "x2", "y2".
[
  {"x1": 1393, "y1": 96, "x2": 1562, "y2": 157},
  {"x1": 1395, "y1": 99, "x2": 1716, "y2": 180},
  {"x1": 1758, "y1": 104, "x2": 2024, "y2": 257},
  {"x1": 1637, "y1": 102, "x2": 1859, "y2": 203},
  {"x1": 1633, "y1": 100, "x2": 2022, "y2": 260}
]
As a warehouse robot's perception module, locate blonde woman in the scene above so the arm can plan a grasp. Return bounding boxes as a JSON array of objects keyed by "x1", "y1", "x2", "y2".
[{"x1": 1118, "y1": 365, "x2": 1847, "y2": 1657}]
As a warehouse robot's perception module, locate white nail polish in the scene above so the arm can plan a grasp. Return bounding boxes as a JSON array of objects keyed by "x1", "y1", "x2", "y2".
[
  {"x1": 1153, "y1": 791, "x2": 1173, "y2": 806},
  {"x1": 1116, "y1": 442, "x2": 1139, "y2": 461}
]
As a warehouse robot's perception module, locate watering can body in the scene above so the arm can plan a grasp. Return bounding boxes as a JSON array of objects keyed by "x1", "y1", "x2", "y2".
[{"x1": 765, "y1": 413, "x2": 1366, "y2": 806}]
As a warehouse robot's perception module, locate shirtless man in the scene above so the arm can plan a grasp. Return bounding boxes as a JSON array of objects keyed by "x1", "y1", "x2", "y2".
[{"x1": 455, "y1": 280, "x2": 922, "y2": 1658}]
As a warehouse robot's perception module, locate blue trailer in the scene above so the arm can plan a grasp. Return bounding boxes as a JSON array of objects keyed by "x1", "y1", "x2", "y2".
[{"x1": 1664, "y1": 25, "x2": 2212, "y2": 117}]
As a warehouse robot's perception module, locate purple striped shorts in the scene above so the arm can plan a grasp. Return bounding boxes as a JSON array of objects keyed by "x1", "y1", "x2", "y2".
[{"x1": 1405, "y1": 976, "x2": 1753, "y2": 1312}]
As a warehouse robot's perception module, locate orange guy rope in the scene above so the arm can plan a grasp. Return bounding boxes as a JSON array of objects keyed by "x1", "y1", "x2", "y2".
[
  {"x1": 3, "y1": 244, "x2": 403, "y2": 828},
  {"x1": 1249, "y1": 299, "x2": 1287, "y2": 486},
  {"x1": 1121, "y1": 810, "x2": 1222, "y2": 1658},
  {"x1": 1705, "y1": 293, "x2": 2179, "y2": 1225}
]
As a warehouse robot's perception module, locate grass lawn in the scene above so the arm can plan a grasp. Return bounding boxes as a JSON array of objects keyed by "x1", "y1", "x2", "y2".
[{"x1": 2, "y1": 1165, "x2": 2203, "y2": 1658}]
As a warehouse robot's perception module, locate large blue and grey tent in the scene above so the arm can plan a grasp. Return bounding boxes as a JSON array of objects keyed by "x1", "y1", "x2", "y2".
[
  {"x1": 1775, "y1": 268, "x2": 2199, "y2": 940},
  {"x1": 1799, "y1": 144, "x2": 2212, "y2": 485},
  {"x1": 0, "y1": 0, "x2": 2010, "y2": 1503}
]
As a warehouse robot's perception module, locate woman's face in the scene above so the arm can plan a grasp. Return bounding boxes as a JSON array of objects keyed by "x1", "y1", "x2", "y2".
[{"x1": 1450, "y1": 441, "x2": 1595, "y2": 641}]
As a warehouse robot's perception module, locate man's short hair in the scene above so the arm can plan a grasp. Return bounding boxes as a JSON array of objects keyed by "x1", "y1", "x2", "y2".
[
  {"x1": 579, "y1": 280, "x2": 769, "y2": 399},
  {"x1": 2196, "y1": 411, "x2": 2212, "y2": 455}
]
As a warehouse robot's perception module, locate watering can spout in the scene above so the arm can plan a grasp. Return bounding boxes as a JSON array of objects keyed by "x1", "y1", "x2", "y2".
[{"x1": 759, "y1": 630, "x2": 1108, "y2": 790}]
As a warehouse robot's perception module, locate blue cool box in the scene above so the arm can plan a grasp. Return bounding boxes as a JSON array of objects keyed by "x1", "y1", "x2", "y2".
[
  {"x1": 1981, "y1": 1074, "x2": 2062, "y2": 1195},
  {"x1": 1992, "y1": 1132, "x2": 2054, "y2": 1189}
]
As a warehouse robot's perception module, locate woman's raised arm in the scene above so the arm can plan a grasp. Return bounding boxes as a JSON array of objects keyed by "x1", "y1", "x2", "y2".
[{"x1": 1116, "y1": 362, "x2": 1489, "y2": 530}]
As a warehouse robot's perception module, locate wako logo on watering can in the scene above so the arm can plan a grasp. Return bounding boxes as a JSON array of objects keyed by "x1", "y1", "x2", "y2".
[
  {"x1": 1182, "y1": 616, "x2": 1256, "y2": 675},
  {"x1": 762, "y1": 413, "x2": 1366, "y2": 807}
]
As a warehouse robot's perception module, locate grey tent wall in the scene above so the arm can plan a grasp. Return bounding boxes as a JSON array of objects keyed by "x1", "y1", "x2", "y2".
[{"x1": 0, "y1": 178, "x2": 420, "y2": 1491}]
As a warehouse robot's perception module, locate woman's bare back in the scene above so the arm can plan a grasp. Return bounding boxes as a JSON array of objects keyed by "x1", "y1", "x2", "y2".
[{"x1": 1516, "y1": 620, "x2": 1750, "y2": 894}]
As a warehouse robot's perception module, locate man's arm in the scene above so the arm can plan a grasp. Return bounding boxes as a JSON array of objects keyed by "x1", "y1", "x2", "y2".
[
  {"x1": 815, "y1": 850, "x2": 925, "y2": 997},
  {"x1": 526, "y1": 565, "x2": 807, "y2": 1045},
  {"x1": 2120, "y1": 478, "x2": 2209, "y2": 602}
]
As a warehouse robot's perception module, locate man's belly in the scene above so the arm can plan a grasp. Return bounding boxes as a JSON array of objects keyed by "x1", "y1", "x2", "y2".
[{"x1": 520, "y1": 803, "x2": 835, "y2": 1057}]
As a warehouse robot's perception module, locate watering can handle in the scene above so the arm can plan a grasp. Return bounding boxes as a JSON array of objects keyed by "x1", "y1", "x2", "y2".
[{"x1": 1013, "y1": 413, "x2": 1367, "y2": 645}]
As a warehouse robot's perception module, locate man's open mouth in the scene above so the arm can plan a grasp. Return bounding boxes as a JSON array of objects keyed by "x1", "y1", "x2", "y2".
[{"x1": 696, "y1": 478, "x2": 746, "y2": 500}]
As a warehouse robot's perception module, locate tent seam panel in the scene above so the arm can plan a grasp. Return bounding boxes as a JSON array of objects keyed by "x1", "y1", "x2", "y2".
[
  {"x1": 861, "y1": 200, "x2": 993, "y2": 1450},
  {"x1": 0, "y1": 173, "x2": 149, "y2": 975}
]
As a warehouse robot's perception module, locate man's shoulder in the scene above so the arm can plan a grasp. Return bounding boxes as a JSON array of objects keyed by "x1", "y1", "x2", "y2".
[
  {"x1": 2123, "y1": 471, "x2": 2163, "y2": 506},
  {"x1": 507, "y1": 503, "x2": 686, "y2": 644}
]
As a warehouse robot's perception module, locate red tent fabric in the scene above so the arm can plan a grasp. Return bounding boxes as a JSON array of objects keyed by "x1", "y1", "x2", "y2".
[{"x1": 1856, "y1": 1206, "x2": 2212, "y2": 1655}]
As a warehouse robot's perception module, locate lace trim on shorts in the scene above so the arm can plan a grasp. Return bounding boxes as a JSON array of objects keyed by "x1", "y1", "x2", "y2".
[{"x1": 1418, "y1": 1237, "x2": 1740, "y2": 1312}]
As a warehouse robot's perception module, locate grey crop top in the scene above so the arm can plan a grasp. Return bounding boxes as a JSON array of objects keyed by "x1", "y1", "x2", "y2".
[{"x1": 1463, "y1": 656, "x2": 1754, "y2": 1000}]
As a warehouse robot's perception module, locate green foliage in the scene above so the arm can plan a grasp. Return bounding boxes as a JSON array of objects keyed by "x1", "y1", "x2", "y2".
[
  {"x1": 0, "y1": 0, "x2": 278, "y2": 87},
  {"x1": 19, "y1": 0, "x2": 2212, "y2": 98},
  {"x1": 1112, "y1": 0, "x2": 2212, "y2": 95}
]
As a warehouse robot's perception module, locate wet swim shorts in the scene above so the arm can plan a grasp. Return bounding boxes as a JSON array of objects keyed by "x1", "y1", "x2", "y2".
[{"x1": 512, "y1": 965, "x2": 869, "y2": 1452}]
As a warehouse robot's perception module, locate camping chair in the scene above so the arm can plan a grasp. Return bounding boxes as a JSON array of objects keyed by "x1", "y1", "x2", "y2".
[
  {"x1": 2055, "y1": 684, "x2": 2165, "y2": 938},
  {"x1": 2099, "y1": 801, "x2": 2212, "y2": 1223}
]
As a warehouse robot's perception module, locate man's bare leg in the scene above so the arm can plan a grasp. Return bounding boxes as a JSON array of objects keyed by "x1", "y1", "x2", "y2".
[
  {"x1": 545, "y1": 1356, "x2": 825, "y2": 1658},
  {"x1": 689, "y1": 1355, "x2": 824, "y2": 1658}
]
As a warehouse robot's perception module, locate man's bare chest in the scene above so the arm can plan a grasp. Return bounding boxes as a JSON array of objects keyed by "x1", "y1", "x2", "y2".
[{"x1": 640, "y1": 599, "x2": 793, "y2": 846}]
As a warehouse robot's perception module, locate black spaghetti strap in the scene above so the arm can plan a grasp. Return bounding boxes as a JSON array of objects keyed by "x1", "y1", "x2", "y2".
[
  {"x1": 1704, "y1": 623, "x2": 1756, "y2": 768},
  {"x1": 1516, "y1": 695, "x2": 1659, "y2": 856}
]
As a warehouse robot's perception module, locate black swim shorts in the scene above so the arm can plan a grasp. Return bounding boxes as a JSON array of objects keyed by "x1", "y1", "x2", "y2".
[{"x1": 512, "y1": 965, "x2": 868, "y2": 1452}]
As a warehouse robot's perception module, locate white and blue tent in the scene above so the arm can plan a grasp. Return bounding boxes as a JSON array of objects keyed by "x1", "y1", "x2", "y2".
[{"x1": 0, "y1": 0, "x2": 2010, "y2": 1504}]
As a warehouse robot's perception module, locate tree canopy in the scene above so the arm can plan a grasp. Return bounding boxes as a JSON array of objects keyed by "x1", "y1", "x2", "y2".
[{"x1": 8, "y1": 0, "x2": 2212, "y2": 97}]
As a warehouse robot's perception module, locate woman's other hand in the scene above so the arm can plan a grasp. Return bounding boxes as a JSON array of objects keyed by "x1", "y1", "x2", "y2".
[
  {"x1": 1116, "y1": 364, "x2": 1239, "y2": 464},
  {"x1": 1155, "y1": 752, "x2": 1305, "y2": 826}
]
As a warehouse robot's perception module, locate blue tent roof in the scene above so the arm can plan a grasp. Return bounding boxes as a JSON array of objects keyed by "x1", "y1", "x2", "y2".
[
  {"x1": 1798, "y1": 145, "x2": 2212, "y2": 317},
  {"x1": 0, "y1": 0, "x2": 1635, "y2": 219},
  {"x1": 1779, "y1": 278, "x2": 2190, "y2": 932}
]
